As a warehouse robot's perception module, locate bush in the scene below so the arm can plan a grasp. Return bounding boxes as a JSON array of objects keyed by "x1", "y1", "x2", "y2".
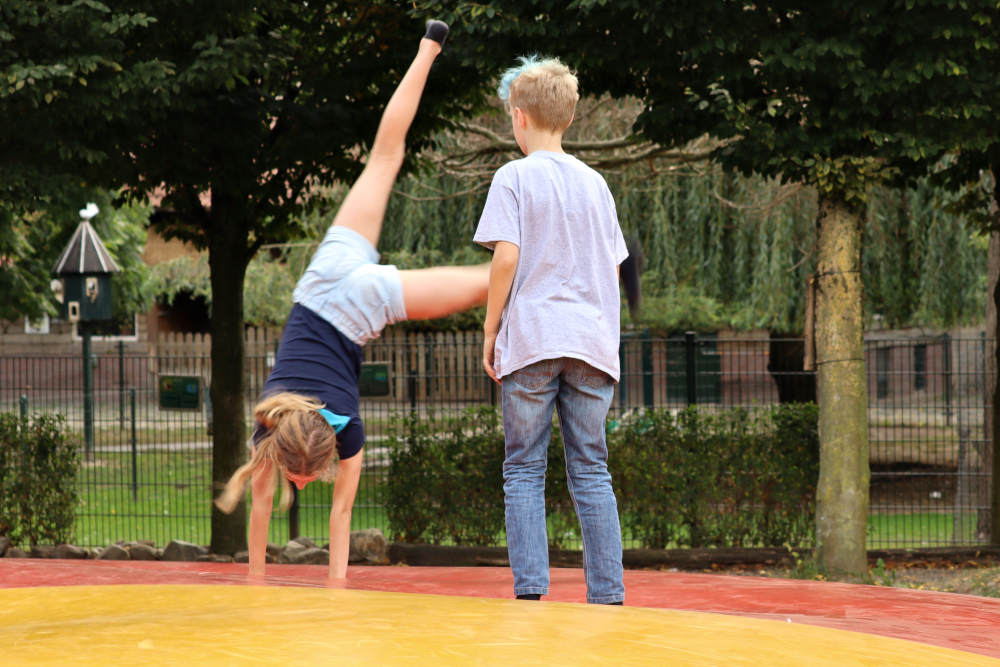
[
  {"x1": 384, "y1": 403, "x2": 818, "y2": 551},
  {"x1": 612, "y1": 404, "x2": 818, "y2": 549},
  {"x1": 0, "y1": 412, "x2": 80, "y2": 546},
  {"x1": 384, "y1": 406, "x2": 577, "y2": 547},
  {"x1": 385, "y1": 407, "x2": 506, "y2": 545}
]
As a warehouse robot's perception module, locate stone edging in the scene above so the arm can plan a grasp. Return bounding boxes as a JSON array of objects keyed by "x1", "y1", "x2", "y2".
[{"x1": 3, "y1": 532, "x2": 998, "y2": 571}]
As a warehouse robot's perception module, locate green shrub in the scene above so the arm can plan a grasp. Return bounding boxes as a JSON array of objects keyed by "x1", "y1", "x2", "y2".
[
  {"x1": 385, "y1": 407, "x2": 506, "y2": 545},
  {"x1": 384, "y1": 406, "x2": 577, "y2": 547},
  {"x1": 0, "y1": 413, "x2": 80, "y2": 546},
  {"x1": 384, "y1": 403, "x2": 818, "y2": 550},
  {"x1": 612, "y1": 404, "x2": 818, "y2": 549}
]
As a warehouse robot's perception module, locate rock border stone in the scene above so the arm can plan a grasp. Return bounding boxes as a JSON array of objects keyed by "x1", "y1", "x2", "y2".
[
  {"x1": 0, "y1": 529, "x2": 391, "y2": 566},
  {"x1": 2, "y1": 532, "x2": 998, "y2": 573}
]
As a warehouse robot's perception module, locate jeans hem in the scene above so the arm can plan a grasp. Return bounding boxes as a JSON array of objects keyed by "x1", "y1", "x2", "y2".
[
  {"x1": 514, "y1": 588, "x2": 548, "y2": 596},
  {"x1": 587, "y1": 595, "x2": 625, "y2": 605}
]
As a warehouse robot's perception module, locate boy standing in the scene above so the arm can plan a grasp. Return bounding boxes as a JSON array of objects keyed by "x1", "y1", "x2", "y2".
[{"x1": 475, "y1": 56, "x2": 627, "y2": 605}]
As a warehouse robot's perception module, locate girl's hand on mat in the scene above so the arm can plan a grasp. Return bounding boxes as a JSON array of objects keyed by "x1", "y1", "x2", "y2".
[{"x1": 326, "y1": 577, "x2": 348, "y2": 589}]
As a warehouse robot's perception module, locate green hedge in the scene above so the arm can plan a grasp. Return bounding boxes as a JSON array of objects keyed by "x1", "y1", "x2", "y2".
[
  {"x1": 613, "y1": 404, "x2": 818, "y2": 549},
  {"x1": 385, "y1": 407, "x2": 507, "y2": 546},
  {"x1": 384, "y1": 403, "x2": 818, "y2": 550},
  {"x1": 0, "y1": 413, "x2": 80, "y2": 546}
]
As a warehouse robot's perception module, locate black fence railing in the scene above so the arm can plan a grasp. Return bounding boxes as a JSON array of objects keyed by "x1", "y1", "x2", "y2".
[{"x1": 0, "y1": 332, "x2": 992, "y2": 550}]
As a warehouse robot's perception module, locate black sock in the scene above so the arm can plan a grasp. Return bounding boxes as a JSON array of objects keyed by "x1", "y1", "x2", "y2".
[
  {"x1": 606, "y1": 601, "x2": 623, "y2": 605},
  {"x1": 424, "y1": 20, "x2": 449, "y2": 48},
  {"x1": 516, "y1": 593, "x2": 541, "y2": 600}
]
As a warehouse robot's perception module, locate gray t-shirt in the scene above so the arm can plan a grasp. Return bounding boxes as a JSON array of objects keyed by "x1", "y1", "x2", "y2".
[{"x1": 474, "y1": 151, "x2": 628, "y2": 381}]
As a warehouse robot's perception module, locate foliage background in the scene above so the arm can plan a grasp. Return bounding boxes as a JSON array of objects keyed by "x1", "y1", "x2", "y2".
[{"x1": 137, "y1": 157, "x2": 985, "y2": 335}]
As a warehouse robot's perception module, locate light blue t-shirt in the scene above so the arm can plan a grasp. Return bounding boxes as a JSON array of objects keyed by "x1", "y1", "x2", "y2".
[{"x1": 474, "y1": 151, "x2": 628, "y2": 381}]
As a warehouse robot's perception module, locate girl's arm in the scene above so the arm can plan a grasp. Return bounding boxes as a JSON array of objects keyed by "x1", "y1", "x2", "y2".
[
  {"x1": 328, "y1": 450, "x2": 364, "y2": 580},
  {"x1": 248, "y1": 461, "x2": 276, "y2": 577}
]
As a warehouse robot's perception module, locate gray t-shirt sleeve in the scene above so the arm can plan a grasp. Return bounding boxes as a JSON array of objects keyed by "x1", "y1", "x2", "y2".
[{"x1": 474, "y1": 165, "x2": 521, "y2": 250}]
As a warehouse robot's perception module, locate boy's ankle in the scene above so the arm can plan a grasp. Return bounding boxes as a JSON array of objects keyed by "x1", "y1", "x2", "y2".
[{"x1": 516, "y1": 593, "x2": 541, "y2": 601}]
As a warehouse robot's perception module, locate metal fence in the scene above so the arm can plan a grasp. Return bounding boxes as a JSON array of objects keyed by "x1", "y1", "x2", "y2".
[{"x1": 0, "y1": 331, "x2": 992, "y2": 550}]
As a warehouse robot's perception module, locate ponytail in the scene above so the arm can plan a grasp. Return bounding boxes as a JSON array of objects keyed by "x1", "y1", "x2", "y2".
[{"x1": 214, "y1": 449, "x2": 265, "y2": 514}]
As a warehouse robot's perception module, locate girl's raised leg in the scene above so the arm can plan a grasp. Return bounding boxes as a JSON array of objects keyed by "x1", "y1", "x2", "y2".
[
  {"x1": 332, "y1": 25, "x2": 446, "y2": 248},
  {"x1": 400, "y1": 263, "x2": 490, "y2": 320}
]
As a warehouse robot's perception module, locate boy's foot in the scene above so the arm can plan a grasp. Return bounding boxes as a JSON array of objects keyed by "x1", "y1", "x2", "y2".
[
  {"x1": 516, "y1": 593, "x2": 541, "y2": 600},
  {"x1": 424, "y1": 19, "x2": 449, "y2": 48}
]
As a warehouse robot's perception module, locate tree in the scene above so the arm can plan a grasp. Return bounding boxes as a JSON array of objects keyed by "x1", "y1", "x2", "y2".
[
  {"x1": 627, "y1": 1, "x2": 1000, "y2": 576},
  {"x1": 0, "y1": 208, "x2": 59, "y2": 327},
  {"x1": 630, "y1": 1, "x2": 997, "y2": 577},
  {"x1": 0, "y1": 1, "x2": 168, "y2": 322}
]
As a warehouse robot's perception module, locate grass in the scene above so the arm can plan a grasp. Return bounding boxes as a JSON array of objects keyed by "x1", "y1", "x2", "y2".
[
  {"x1": 890, "y1": 565, "x2": 1000, "y2": 597},
  {"x1": 75, "y1": 448, "x2": 213, "y2": 547},
  {"x1": 715, "y1": 557, "x2": 1000, "y2": 599},
  {"x1": 867, "y1": 512, "x2": 982, "y2": 549},
  {"x1": 73, "y1": 448, "x2": 390, "y2": 548},
  {"x1": 77, "y1": 425, "x2": 210, "y2": 444}
]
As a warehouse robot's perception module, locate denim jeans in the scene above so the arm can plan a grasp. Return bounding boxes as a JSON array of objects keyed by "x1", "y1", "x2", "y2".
[{"x1": 501, "y1": 357, "x2": 625, "y2": 604}]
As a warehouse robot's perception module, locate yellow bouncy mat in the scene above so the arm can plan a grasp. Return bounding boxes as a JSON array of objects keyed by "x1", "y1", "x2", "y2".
[{"x1": 1, "y1": 585, "x2": 996, "y2": 665}]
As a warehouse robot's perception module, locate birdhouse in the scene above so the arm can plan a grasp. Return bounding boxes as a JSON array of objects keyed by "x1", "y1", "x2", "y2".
[{"x1": 52, "y1": 204, "x2": 120, "y2": 323}]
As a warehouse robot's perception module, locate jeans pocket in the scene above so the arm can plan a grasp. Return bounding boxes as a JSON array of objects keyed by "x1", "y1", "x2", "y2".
[
  {"x1": 510, "y1": 360, "x2": 557, "y2": 391},
  {"x1": 568, "y1": 360, "x2": 612, "y2": 389}
]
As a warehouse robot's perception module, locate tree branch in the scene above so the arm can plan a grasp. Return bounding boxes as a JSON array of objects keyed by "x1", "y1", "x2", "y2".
[{"x1": 419, "y1": 123, "x2": 738, "y2": 198}]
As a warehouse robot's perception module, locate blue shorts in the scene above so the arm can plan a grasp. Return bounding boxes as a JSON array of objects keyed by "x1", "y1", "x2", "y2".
[{"x1": 292, "y1": 226, "x2": 406, "y2": 345}]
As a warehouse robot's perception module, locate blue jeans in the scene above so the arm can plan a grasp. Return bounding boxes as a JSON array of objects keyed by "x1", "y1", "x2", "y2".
[{"x1": 501, "y1": 357, "x2": 625, "y2": 604}]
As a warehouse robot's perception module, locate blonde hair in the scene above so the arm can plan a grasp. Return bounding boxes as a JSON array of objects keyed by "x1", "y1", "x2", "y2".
[
  {"x1": 498, "y1": 55, "x2": 578, "y2": 132},
  {"x1": 214, "y1": 392, "x2": 339, "y2": 514}
]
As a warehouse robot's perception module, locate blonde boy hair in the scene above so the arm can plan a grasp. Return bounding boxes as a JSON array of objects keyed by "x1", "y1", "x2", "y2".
[
  {"x1": 214, "y1": 392, "x2": 339, "y2": 514},
  {"x1": 497, "y1": 55, "x2": 578, "y2": 132}
]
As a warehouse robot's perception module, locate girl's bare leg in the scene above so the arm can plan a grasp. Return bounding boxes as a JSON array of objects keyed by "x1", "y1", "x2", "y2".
[
  {"x1": 400, "y1": 264, "x2": 490, "y2": 320},
  {"x1": 332, "y1": 33, "x2": 443, "y2": 247}
]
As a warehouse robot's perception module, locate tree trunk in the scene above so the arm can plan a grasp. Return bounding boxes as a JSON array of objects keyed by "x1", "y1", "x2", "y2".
[
  {"x1": 208, "y1": 198, "x2": 251, "y2": 555},
  {"x1": 813, "y1": 194, "x2": 869, "y2": 578}
]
